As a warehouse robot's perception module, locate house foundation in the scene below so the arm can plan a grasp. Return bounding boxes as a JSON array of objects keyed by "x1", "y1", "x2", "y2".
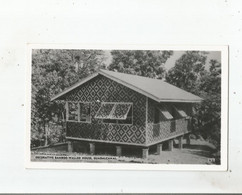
[
  {"x1": 67, "y1": 141, "x2": 73, "y2": 152},
  {"x1": 168, "y1": 139, "x2": 174, "y2": 151},
  {"x1": 116, "y1": 146, "x2": 122, "y2": 156},
  {"x1": 178, "y1": 136, "x2": 183, "y2": 149},
  {"x1": 89, "y1": 143, "x2": 95, "y2": 155},
  {"x1": 142, "y1": 148, "x2": 149, "y2": 159},
  {"x1": 157, "y1": 143, "x2": 163, "y2": 155},
  {"x1": 186, "y1": 135, "x2": 191, "y2": 145}
]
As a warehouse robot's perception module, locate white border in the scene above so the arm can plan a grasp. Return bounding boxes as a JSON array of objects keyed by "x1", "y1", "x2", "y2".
[{"x1": 26, "y1": 44, "x2": 228, "y2": 171}]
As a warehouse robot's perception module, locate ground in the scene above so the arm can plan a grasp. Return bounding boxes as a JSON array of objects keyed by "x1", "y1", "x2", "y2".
[{"x1": 31, "y1": 138, "x2": 219, "y2": 164}]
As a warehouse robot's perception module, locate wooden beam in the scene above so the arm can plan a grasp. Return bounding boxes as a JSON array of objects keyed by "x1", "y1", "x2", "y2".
[
  {"x1": 178, "y1": 136, "x2": 183, "y2": 149},
  {"x1": 89, "y1": 143, "x2": 95, "y2": 155},
  {"x1": 186, "y1": 135, "x2": 191, "y2": 145},
  {"x1": 116, "y1": 146, "x2": 122, "y2": 156},
  {"x1": 66, "y1": 136, "x2": 146, "y2": 147},
  {"x1": 66, "y1": 102, "x2": 69, "y2": 121},
  {"x1": 67, "y1": 141, "x2": 73, "y2": 152},
  {"x1": 168, "y1": 140, "x2": 173, "y2": 151},
  {"x1": 142, "y1": 148, "x2": 149, "y2": 159},
  {"x1": 157, "y1": 143, "x2": 163, "y2": 155}
]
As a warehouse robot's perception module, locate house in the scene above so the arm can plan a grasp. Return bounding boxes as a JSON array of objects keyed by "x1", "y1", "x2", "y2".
[{"x1": 51, "y1": 69, "x2": 202, "y2": 158}]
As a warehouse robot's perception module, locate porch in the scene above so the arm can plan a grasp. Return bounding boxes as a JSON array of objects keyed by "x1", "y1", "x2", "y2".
[{"x1": 146, "y1": 118, "x2": 192, "y2": 146}]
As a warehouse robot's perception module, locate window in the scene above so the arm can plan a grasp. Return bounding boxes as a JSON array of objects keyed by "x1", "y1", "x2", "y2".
[
  {"x1": 159, "y1": 105, "x2": 173, "y2": 120},
  {"x1": 95, "y1": 103, "x2": 115, "y2": 119},
  {"x1": 95, "y1": 102, "x2": 133, "y2": 124},
  {"x1": 79, "y1": 102, "x2": 91, "y2": 122},
  {"x1": 67, "y1": 102, "x2": 91, "y2": 123},
  {"x1": 173, "y1": 105, "x2": 188, "y2": 118},
  {"x1": 154, "y1": 105, "x2": 173, "y2": 123},
  {"x1": 67, "y1": 102, "x2": 78, "y2": 121},
  {"x1": 111, "y1": 103, "x2": 132, "y2": 120}
]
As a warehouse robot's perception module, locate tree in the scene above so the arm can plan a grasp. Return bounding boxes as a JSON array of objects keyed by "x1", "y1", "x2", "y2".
[
  {"x1": 31, "y1": 49, "x2": 106, "y2": 147},
  {"x1": 165, "y1": 51, "x2": 221, "y2": 150},
  {"x1": 108, "y1": 50, "x2": 173, "y2": 79},
  {"x1": 196, "y1": 60, "x2": 221, "y2": 148},
  {"x1": 165, "y1": 51, "x2": 207, "y2": 94}
]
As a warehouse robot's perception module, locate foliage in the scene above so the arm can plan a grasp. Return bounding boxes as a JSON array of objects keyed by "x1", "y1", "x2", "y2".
[
  {"x1": 108, "y1": 50, "x2": 173, "y2": 78},
  {"x1": 166, "y1": 51, "x2": 207, "y2": 93},
  {"x1": 166, "y1": 52, "x2": 221, "y2": 149},
  {"x1": 31, "y1": 49, "x2": 106, "y2": 147},
  {"x1": 195, "y1": 59, "x2": 221, "y2": 148},
  {"x1": 32, "y1": 49, "x2": 221, "y2": 154}
]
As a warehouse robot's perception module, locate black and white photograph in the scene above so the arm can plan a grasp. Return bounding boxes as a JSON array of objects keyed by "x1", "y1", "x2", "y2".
[
  {"x1": 27, "y1": 46, "x2": 227, "y2": 169},
  {"x1": 2, "y1": 0, "x2": 242, "y2": 193}
]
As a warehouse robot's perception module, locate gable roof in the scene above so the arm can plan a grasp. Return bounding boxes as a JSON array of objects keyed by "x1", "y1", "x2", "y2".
[{"x1": 51, "y1": 69, "x2": 203, "y2": 103}]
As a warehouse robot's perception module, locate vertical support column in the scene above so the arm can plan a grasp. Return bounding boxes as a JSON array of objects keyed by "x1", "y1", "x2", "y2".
[
  {"x1": 67, "y1": 141, "x2": 73, "y2": 152},
  {"x1": 145, "y1": 97, "x2": 148, "y2": 145},
  {"x1": 178, "y1": 136, "x2": 183, "y2": 149},
  {"x1": 89, "y1": 143, "x2": 95, "y2": 155},
  {"x1": 66, "y1": 102, "x2": 69, "y2": 121},
  {"x1": 168, "y1": 139, "x2": 173, "y2": 151},
  {"x1": 142, "y1": 148, "x2": 149, "y2": 159},
  {"x1": 186, "y1": 135, "x2": 191, "y2": 145},
  {"x1": 116, "y1": 146, "x2": 122, "y2": 156},
  {"x1": 157, "y1": 143, "x2": 163, "y2": 155},
  {"x1": 77, "y1": 102, "x2": 80, "y2": 122}
]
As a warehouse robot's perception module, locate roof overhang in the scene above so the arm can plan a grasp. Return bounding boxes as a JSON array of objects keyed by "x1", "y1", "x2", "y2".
[
  {"x1": 158, "y1": 99, "x2": 203, "y2": 103},
  {"x1": 51, "y1": 69, "x2": 203, "y2": 103}
]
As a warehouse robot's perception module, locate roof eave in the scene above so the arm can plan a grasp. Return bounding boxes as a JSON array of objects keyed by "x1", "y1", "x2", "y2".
[{"x1": 158, "y1": 99, "x2": 203, "y2": 103}]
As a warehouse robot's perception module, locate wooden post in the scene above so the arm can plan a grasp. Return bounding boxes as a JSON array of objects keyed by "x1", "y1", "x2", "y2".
[
  {"x1": 157, "y1": 143, "x2": 163, "y2": 155},
  {"x1": 186, "y1": 135, "x2": 191, "y2": 145},
  {"x1": 89, "y1": 143, "x2": 95, "y2": 155},
  {"x1": 116, "y1": 146, "x2": 122, "y2": 156},
  {"x1": 142, "y1": 148, "x2": 149, "y2": 159},
  {"x1": 168, "y1": 139, "x2": 173, "y2": 151},
  {"x1": 178, "y1": 136, "x2": 183, "y2": 149},
  {"x1": 67, "y1": 141, "x2": 73, "y2": 152},
  {"x1": 66, "y1": 102, "x2": 69, "y2": 121}
]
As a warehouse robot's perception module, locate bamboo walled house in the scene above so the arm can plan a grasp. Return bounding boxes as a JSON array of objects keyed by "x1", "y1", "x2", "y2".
[{"x1": 51, "y1": 69, "x2": 202, "y2": 158}]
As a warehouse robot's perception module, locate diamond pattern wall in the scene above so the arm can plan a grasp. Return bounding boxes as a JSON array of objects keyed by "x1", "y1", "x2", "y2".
[{"x1": 64, "y1": 75, "x2": 146, "y2": 145}]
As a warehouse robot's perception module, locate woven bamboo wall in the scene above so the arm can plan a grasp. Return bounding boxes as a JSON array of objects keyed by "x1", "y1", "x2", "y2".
[
  {"x1": 146, "y1": 118, "x2": 190, "y2": 145},
  {"x1": 63, "y1": 75, "x2": 146, "y2": 145}
]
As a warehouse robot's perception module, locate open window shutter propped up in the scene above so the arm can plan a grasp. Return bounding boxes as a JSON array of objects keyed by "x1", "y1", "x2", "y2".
[
  {"x1": 174, "y1": 105, "x2": 188, "y2": 118},
  {"x1": 110, "y1": 103, "x2": 132, "y2": 120},
  {"x1": 95, "y1": 103, "x2": 115, "y2": 119},
  {"x1": 159, "y1": 105, "x2": 173, "y2": 120},
  {"x1": 95, "y1": 103, "x2": 132, "y2": 120}
]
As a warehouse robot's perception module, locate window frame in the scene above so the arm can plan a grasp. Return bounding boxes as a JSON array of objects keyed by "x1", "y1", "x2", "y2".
[
  {"x1": 66, "y1": 101, "x2": 92, "y2": 123},
  {"x1": 100, "y1": 102, "x2": 133, "y2": 125},
  {"x1": 173, "y1": 105, "x2": 189, "y2": 119},
  {"x1": 159, "y1": 104, "x2": 174, "y2": 120},
  {"x1": 95, "y1": 102, "x2": 116, "y2": 119}
]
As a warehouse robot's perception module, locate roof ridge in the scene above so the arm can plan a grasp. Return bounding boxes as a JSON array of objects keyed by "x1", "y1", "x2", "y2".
[
  {"x1": 99, "y1": 69, "x2": 186, "y2": 90},
  {"x1": 99, "y1": 69, "x2": 166, "y2": 82}
]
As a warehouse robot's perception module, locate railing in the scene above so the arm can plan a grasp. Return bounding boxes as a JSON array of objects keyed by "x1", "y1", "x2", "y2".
[{"x1": 147, "y1": 118, "x2": 191, "y2": 145}]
